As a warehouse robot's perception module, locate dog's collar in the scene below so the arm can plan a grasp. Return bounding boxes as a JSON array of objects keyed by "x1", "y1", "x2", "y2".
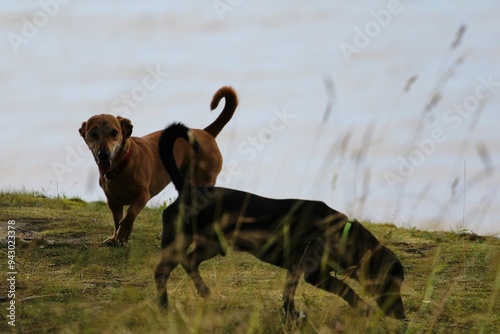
[
  {"x1": 102, "y1": 149, "x2": 131, "y2": 183},
  {"x1": 341, "y1": 219, "x2": 354, "y2": 245},
  {"x1": 332, "y1": 219, "x2": 356, "y2": 280}
]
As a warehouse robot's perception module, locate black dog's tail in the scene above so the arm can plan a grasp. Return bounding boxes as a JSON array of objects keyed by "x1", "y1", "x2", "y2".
[{"x1": 158, "y1": 122, "x2": 198, "y2": 192}]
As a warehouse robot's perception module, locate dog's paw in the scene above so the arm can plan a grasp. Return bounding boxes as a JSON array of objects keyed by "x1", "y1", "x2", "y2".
[
  {"x1": 116, "y1": 232, "x2": 131, "y2": 243},
  {"x1": 101, "y1": 237, "x2": 125, "y2": 247},
  {"x1": 114, "y1": 232, "x2": 129, "y2": 246},
  {"x1": 117, "y1": 237, "x2": 128, "y2": 246},
  {"x1": 197, "y1": 285, "x2": 211, "y2": 298},
  {"x1": 283, "y1": 308, "x2": 306, "y2": 321}
]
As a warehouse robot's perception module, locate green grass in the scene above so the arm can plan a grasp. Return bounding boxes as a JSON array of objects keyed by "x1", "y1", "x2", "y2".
[{"x1": 0, "y1": 192, "x2": 499, "y2": 333}]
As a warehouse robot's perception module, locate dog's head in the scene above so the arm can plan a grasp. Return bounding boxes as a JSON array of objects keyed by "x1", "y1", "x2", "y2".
[
  {"x1": 79, "y1": 114, "x2": 133, "y2": 173},
  {"x1": 359, "y1": 247, "x2": 406, "y2": 319}
]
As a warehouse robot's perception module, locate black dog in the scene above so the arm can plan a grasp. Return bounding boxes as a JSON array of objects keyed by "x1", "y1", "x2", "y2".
[{"x1": 155, "y1": 123, "x2": 405, "y2": 319}]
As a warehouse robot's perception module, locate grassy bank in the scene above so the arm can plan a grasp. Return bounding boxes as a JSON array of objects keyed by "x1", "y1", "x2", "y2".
[{"x1": 0, "y1": 192, "x2": 498, "y2": 333}]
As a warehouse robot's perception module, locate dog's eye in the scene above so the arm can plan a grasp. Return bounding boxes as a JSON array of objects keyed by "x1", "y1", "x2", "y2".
[
  {"x1": 110, "y1": 130, "x2": 118, "y2": 137},
  {"x1": 89, "y1": 132, "x2": 99, "y2": 140}
]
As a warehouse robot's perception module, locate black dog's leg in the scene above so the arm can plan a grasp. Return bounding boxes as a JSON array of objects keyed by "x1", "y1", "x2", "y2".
[
  {"x1": 283, "y1": 267, "x2": 303, "y2": 319},
  {"x1": 304, "y1": 269, "x2": 370, "y2": 315},
  {"x1": 181, "y1": 242, "x2": 224, "y2": 298},
  {"x1": 155, "y1": 257, "x2": 180, "y2": 310},
  {"x1": 156, "y1": 208, "x2": 191, "y2": 310}
]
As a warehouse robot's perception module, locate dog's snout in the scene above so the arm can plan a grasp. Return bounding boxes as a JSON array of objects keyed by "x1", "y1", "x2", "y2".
[{"x1": 97, "y1": 150, "x2": 110, "y2": 161}]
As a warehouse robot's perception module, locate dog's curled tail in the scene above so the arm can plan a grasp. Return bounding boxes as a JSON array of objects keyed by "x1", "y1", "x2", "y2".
[
  {"x1": 204, "y1": 86, "x2": 238, "y2": 138},
  {"x1": 158, "y1": 122, "x2": 198, "y2": 192}
]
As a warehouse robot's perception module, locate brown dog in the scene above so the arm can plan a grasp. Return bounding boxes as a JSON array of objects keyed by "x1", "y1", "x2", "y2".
[{"x1": 79, "y1": 86, "x2": 238, "y2": 245}]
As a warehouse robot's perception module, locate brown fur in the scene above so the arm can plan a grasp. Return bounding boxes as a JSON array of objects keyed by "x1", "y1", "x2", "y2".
[{"x1": 79, "y1": 86, "x2": 238, "y2": 245}]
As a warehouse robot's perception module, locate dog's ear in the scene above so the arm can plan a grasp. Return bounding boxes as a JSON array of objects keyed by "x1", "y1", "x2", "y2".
[
  {"x1": 79, "y1": 122, "x2": 87, "y2": 138},
  {"x1": 117, "y1": 116, "x2": 133, "y2": 138}
]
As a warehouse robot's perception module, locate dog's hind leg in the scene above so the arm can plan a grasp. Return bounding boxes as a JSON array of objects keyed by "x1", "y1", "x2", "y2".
[
  {"x1": 304, "y1": 269, "x2": 370, "y2": 315},
  {"x1": 181, "y1": 241, "x2": 225, "y2": 298},
  {"x1": 283, "y1": 266, "x2": 304, "y2": 319}
]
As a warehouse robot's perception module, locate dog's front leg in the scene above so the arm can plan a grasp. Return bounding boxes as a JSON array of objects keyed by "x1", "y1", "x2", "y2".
[
  {"x1": 181, "y1": 243, "x2": 225, "y2": 298},
  {"x1": 115, "y1": 193, "x2": 150, "y2": 244},
  {"x1": 283, "y1": 267, "x2": 305, "y2": 320},
  {"x1": 102, "y1": 201, "x2": 124, "y2": 246},
  {"x1": 155, "y1": 257, "x2": 180, "y2": 310}
]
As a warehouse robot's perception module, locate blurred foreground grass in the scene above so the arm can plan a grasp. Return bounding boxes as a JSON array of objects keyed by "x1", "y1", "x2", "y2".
[{"x1": 0, "y1": 192, "x2": 498, "y2": 333}]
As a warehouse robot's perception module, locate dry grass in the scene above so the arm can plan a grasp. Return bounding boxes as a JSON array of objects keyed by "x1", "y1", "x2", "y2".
[{"x1": 0, "y1": 192, "x2": 498, "y2": 333}]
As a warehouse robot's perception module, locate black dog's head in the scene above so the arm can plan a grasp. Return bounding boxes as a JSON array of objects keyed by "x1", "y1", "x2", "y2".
[{"x1": 359, "y1": 247, "x2": 406, "y2": 319}]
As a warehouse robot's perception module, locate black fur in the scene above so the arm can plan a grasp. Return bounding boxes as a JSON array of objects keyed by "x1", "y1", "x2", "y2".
[{"x1": 155, "y1": 123, "x2": 405, "y2": 319}]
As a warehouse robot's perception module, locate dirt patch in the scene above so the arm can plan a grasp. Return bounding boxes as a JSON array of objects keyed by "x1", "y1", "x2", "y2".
[
  {"x1": 393, "y1": 242, "x2": 436, "y2": 257},
  {"x1": 0, "y1": 219, "x2": 90, "y2": 248},
  {"x1": 0, "y1": 219, "x2": 48, "y2": 244},
  {"x1": 38, "y1": 232, "x2": 92, "y2": 249}
]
